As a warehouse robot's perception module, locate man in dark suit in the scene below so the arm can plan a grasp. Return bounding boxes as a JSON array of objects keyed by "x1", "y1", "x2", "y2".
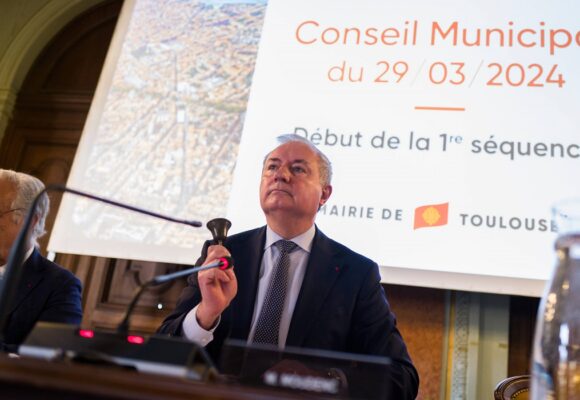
[
  {"x1": 0, "y1": 169, "x2": 82, "y2": 351},
  {"x1": 159, "y1": 135, "x2": 419, "y2": 398}
]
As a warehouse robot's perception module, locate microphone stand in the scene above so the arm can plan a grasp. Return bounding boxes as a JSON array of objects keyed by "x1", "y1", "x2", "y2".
[{"x1": 0, "y1": 184, "x2": 203, "y2": 346}]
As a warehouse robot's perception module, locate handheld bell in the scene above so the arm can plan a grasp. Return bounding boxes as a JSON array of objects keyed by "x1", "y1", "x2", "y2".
[{"x1": 206, "y1": 218, "x2": 232, "y2": 245}]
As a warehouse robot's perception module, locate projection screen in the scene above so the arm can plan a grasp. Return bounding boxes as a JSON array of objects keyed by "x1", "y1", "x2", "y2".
[{"x1": 49, "y1": 0, "x2": 580, "y2": 296}]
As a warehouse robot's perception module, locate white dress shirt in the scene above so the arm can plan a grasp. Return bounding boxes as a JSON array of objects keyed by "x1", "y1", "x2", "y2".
[{"x1": 182, "y1": 225, "x2": 315, "y2": 348}]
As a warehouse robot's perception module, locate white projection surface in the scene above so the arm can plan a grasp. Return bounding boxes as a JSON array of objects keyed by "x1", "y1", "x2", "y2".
[{"x1": 50, "y1": 0, "x2": 580, "y2": 296}]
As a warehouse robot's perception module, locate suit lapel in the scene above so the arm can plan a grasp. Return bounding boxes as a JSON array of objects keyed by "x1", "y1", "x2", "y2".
[
  {"x1": 9, "y1": 249, "x2": 44, "y2": 315},
  {"x1": 228, "y1": 227, "x2": 266, "y2": 340},
  {"x1": 286, "y1": 228, "x2": 342, "y2": 347}
]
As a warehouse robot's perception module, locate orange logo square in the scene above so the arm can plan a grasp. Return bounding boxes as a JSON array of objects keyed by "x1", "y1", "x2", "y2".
[{"x1": 414, "y1": 203, "x2": 449, "y2": 229}]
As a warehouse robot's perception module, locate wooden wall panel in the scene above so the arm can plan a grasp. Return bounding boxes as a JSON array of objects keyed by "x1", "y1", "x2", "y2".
[
  {"x1": 508, "y1": 295, "x2": 539, "y2": 377},
  {"x1": 386, "y1": 284, "x2": 446, "y2": 400}
]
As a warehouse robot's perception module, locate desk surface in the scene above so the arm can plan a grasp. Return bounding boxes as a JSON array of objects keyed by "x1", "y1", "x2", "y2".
[{"x1": 0, "y1": 354, "x2": 305, "y2": 400}]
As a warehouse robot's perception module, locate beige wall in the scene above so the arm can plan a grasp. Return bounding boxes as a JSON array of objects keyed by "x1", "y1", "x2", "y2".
[
  {"x1": 0, "y1": 1, "x2": 49, "y2": 59},
  {"x1": 0, "y1": 0, "x2": 107, "y2": 142}
]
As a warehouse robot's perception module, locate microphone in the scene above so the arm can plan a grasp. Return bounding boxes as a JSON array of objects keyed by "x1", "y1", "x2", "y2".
[
  {"x1": 116, "y1": 256, "x2": 234, "y2": 335},
  {"x1": 0, "y1": 184, "x2": 203, "y2": 346}
]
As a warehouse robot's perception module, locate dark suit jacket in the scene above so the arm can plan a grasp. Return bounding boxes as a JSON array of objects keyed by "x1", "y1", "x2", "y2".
[
  {"x1": 2, "y1": 249, "x2": 83, "y2": 350},
  {"x1": 159, "y1": 226, "x2": 419, "y2": 398}
]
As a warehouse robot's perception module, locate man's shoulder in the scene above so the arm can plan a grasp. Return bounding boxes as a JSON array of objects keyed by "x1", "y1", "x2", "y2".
[
  {"x1": 28, "y1": 251, "x2": 80, "y2": 284},
  {"x1": 315, "y1": 229, "x2": 377, "y2": 268},
  {"x1": 226, "y1": 226, "x2": 265, "y2": 244}
]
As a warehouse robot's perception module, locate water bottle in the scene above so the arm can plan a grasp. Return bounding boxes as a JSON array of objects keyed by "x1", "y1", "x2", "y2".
[{"x1": 531, "y1": 199, "x2": 580, "y2": 399}]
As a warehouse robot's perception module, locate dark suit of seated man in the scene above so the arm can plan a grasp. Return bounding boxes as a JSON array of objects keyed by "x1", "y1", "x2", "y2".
[
  {"x1": 159, "y1": 134, "x2": 419, "y2": 398},
  {"x1": 0, "y1": 169, "x2": 82, "y2": 352}
]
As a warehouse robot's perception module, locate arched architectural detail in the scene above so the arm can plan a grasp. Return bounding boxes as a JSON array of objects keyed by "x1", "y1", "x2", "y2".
[
  {"x1": 0, "y1": 89, "x2": 16, "y2": 138},
  {"x1": 0, "y1": 0, "x2": 109, "y2": 138}
]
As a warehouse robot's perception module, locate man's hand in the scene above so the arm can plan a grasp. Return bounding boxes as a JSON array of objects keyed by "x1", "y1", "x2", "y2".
[{"x1": 196, "y1": 245, "x2": 238, "y2": 330}]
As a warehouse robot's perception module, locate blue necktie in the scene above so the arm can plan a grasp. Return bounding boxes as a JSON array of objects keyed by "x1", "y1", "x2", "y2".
[{"x1": 253, "y1": 240, "x2": 298, "y2": 345}]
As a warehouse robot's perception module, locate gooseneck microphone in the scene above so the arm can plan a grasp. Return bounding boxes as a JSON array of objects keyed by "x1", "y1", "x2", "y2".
[
  {"x1": 116, "y1": 256, "x2": 234, "y2": 335},
  {"x1": 0, "y1": 184, "x2": 203, "y2": 346}
]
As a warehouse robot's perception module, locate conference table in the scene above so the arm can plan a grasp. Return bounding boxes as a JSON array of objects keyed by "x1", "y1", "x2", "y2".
[{"x1": 0, "y1": 353, "x2": 304, "y2": 400}]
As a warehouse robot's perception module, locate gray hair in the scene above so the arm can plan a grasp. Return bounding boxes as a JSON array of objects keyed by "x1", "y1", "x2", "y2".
[
  {"x1": 265, "y1": 134, "x2": 333, "y2": 186},
  {"x1": 0, "y1": 169, "x2": 49, "y2": 246}
]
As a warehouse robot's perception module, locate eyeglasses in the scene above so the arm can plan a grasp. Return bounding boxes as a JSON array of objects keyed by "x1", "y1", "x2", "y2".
[{"x1": 0, "y1": 208, "x2": 24, "y2": 219}]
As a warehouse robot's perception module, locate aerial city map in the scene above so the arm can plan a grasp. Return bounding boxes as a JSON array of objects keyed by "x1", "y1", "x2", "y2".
[{"x1": 74, "y1": 0, "x2": 267, "y2": 250}]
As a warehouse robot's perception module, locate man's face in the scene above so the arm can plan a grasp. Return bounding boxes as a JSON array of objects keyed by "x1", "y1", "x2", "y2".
[
  {"x1": 0, "y1": 179, "x2": 22, "y2": 265},
  {"x1": 260, "y1": 142, "x2": 332, "y2": 221}
]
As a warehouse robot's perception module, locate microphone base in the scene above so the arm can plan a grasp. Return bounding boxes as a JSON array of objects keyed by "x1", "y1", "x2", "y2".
[{"x1": 19, "y1": 322, "x2": 216, "y2": 381}]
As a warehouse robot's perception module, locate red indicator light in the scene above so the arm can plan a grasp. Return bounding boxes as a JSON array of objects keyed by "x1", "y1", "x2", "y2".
[
  {"x1": 78, "y1": 329, "x2": 94, "y2": 339},
  {"x1": 127, "y1": 335, "x2": 145, "y2": 345}
]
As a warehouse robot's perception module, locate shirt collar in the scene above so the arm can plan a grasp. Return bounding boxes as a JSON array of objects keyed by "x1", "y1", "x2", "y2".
[{"x1": 265, "y1": 225, "x2": 316, "y2": 253}]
